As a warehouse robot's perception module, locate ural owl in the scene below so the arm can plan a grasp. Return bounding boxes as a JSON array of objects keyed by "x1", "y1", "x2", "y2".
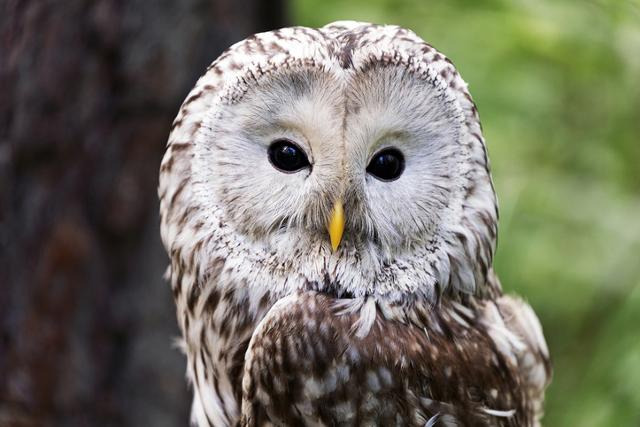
[{"x1": 159, "y1": 21, "x2": 551, "y2": 426}]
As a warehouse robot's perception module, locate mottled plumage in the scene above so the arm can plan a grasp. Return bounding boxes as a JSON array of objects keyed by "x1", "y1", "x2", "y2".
[{"x1": 159, "y1": 21, "x2": 551, "y2": 426}]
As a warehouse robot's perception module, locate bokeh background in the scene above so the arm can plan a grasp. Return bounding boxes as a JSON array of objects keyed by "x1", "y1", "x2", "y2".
[
  {"x1": 293, "y1": 1, "x2": 640, "y2": 425},
  {"x1": 2, "y1": 0, "x2": 639, "y2": 426},
  {"x1": 295, "y1": 0, "x2": 640, "y2": 425}
]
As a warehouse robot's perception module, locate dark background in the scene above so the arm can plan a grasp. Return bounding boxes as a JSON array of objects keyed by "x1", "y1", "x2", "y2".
[{"x1": 1, "y1": 1, "x2": 285, "y2": 425}]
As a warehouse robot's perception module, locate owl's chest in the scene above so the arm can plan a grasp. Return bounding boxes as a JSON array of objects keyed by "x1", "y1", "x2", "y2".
[{"x1": 235, "y1": 291, "x2": 540, "y2": 426}]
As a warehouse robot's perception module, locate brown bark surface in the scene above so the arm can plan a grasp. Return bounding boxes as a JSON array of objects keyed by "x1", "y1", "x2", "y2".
[{"x1": 0, "y1": 1, "x2": 286, "y2": 425}]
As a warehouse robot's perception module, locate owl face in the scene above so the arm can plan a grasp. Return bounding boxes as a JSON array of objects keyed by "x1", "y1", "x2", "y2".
[
  {"x1": 198, "y1": 65, "x2": 463, "y2": 254},
  {"x1": 162, "y1": 22, "x2": 497, "y2": 300}
]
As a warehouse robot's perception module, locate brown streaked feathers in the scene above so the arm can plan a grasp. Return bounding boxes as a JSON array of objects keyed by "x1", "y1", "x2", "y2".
[{"x1": 158, "y1": 21, "x2": 551, "y2": 427}]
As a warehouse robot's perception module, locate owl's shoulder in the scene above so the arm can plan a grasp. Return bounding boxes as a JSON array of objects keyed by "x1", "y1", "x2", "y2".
[{"x1": 240, "y1": 290, "x2": 551, "y2": 426}]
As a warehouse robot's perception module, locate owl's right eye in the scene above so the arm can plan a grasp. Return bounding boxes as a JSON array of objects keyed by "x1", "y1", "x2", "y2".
[{"x1": 268, "y1": 139, "x2": 310, "y2": 173}]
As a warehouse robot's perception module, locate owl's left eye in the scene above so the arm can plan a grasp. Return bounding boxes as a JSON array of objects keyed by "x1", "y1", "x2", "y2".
[
  {"x1": 367, "y1": 148, "x2": 405, "y2": 181},
  {"x1": 268, "y1": 139, "x2": 310, "y2": 173}
]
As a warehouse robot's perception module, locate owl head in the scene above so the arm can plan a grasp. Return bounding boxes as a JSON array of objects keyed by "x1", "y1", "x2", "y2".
[{"x1": 159, "y1": 21, "x2": 498, "y2": 302}]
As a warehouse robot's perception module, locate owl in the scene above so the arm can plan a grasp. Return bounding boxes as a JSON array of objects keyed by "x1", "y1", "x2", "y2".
[{"x1": 159, "y1": 21, "x2": 551, "y2": 426}]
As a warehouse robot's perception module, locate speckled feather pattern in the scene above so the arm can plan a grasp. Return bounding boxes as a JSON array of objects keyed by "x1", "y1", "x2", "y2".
[
  {"x1": 242, "y1": 292, "x2": 549, "y2": 426},
  {"x1": 158, "y1": 21, "x2": 551, "y2": 426}
]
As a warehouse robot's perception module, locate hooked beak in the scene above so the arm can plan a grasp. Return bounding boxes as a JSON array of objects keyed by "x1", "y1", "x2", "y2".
[{"x1": 327, "y1": 199, "x2": 345, "y2": 252}]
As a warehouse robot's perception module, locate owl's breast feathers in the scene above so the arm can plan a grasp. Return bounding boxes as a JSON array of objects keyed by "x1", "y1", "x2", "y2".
[{"x1": 240, "y1": 291, "x2": 551, "y2": 426}]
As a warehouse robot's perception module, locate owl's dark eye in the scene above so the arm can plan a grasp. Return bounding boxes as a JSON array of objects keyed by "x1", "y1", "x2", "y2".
[
  {"x1": 366, "y1": 148, "x2": 405, "y2": 181},
  {"x1": 268, "y1": 139, "x2": 310, "y2": 173}
]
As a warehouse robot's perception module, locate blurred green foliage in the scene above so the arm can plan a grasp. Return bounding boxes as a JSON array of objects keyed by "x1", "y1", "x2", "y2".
[{"x1": 293, "y1": 0, "x2": 640, "y2": 425}]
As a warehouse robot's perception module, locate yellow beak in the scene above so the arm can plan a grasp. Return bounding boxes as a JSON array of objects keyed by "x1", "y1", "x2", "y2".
[{"x1": 327, "y1": 199, "x2": 345, "y2": 252}]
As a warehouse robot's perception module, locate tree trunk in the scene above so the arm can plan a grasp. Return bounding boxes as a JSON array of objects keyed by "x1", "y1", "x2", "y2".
[{"x1": 0, "y1": 1, "x2": 286, "y2": 425}]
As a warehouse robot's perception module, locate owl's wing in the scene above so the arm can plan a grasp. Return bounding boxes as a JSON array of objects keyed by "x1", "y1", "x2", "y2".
[
  {"x1": 492, "y1": 294, "x2": 552, "y2": 422},
  {"x1": 240, "y1": 291, "x2": 551, "y2": 426}
]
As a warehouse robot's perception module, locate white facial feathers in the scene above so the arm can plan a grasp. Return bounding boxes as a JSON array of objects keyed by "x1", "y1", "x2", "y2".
[{"x1": 160, "y1": 22, "x2": 498, "y2": 301}]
